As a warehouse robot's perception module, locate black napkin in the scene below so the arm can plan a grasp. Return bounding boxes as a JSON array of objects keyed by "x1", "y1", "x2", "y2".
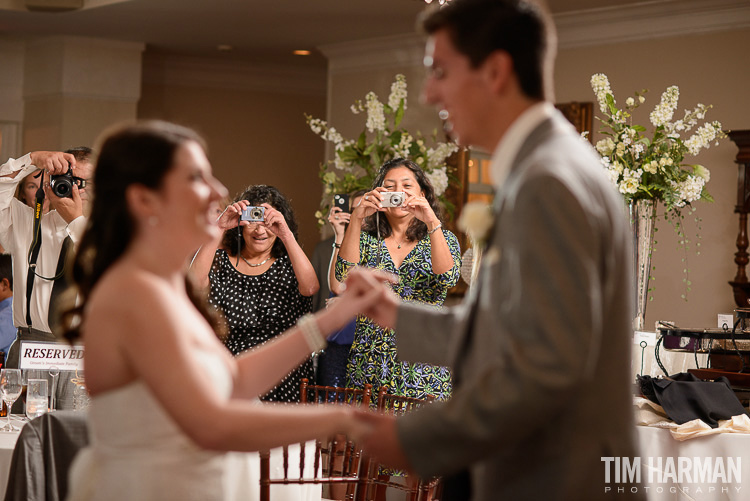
[{"x1": 637, "y1": 372, "x2": 748, "y2": 428}]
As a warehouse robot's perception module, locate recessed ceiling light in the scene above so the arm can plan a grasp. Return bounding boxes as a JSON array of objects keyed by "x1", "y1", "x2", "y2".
[
  {"x1": 293, "y1": 50, "x2": 311, "y2": 56},
  {"x1": 217, "y1": 44, "x2": 233, "y2": 52}
]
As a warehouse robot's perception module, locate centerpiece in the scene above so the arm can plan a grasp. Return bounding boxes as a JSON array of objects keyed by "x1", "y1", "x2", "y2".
[
  {"x1": 590, "y1": 73, "x2": 726, "y2": 330},
  {"x1": 306, "y1": 74, "x2": 458, "y2": 227}
]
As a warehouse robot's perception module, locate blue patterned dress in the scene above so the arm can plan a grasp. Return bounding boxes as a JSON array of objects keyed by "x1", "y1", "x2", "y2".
[{"x1": 336, "y1": 229, "x2": 461, "y2": 401}]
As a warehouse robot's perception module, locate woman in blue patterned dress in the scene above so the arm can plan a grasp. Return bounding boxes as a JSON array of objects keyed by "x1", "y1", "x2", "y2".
[{"x1": 335, "y1": 158, "x2": 460, "y2": 401}]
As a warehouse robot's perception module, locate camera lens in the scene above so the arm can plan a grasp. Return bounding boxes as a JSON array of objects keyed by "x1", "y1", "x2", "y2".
[
  {"x1": 250, "y1": 208, "x2": 263, "y2": 220},
  {"x1": 391, "y1": 194, "x2": 403, "y2": 206},
  {"x1": 51, "y1": 178, "x2": 72, "y2": 198}
]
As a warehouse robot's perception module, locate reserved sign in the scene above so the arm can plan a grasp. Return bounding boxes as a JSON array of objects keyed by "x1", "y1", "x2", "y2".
[{"x1": 19, "y1": 341, "x2": 84, "y2": 371}]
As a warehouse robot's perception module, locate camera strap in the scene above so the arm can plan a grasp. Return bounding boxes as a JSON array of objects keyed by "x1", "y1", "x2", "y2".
[
  {"x1": 375, "y1": 212, "x2": 382, "y2": 267},
  {"x1": 25, "y1": 178, "x2": 46, "y2": 328}
]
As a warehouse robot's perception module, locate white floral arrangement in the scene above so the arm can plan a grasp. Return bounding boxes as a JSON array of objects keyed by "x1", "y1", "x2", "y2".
[
  {"x1": 591, "y1": 73, "x2": 727, "y2": 300},
  {"x1": 590, "y1": 73, "x2": 726, "y2": 213},
  {"x1": 306, "y1": 74, "x2": 459, "y2": 226}
]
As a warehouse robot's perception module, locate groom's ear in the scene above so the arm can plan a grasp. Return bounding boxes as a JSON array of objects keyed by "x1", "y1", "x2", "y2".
[{"x1": 482, "y1": 50, "x2": 514, "y2": 96}]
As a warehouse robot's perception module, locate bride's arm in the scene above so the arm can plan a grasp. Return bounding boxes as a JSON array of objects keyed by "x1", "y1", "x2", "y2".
[
  {"x1": 230, "y1": 296, "x2": 358, "y2": 399},
  {"x1": 91, "y1": 274, "x2": 376, "y2": 452}
]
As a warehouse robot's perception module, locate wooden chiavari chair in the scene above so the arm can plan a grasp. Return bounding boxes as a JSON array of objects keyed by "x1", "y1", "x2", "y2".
[{"x1": 258, "y1": 379, "x2": 372, "y2": 501}]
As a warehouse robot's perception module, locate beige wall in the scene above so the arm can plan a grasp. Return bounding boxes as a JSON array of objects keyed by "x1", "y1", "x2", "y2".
[
  {"x1": 555, "y1": 27, "x2": 750, "y2": 328},
  {"x1": 7, "y1": 19, "x2": 745, "y2": 329},
  {"x1": 137, "y1": 83, "x2": 327, "y2": 255}
]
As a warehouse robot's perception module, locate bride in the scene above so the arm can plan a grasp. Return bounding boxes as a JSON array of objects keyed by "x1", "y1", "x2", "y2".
[{"x1": 62, "y1": 120, "x2": 375, "y2": 500}]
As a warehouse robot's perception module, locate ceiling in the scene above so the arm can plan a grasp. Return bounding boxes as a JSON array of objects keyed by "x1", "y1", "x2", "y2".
[{"x1": 0, "y1": 0, "x2": 659, "y2": 67}]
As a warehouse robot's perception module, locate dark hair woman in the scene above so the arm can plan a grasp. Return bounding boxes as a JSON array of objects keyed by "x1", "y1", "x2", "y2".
[
  {"x1": 191, "y1": 184, "x2": 319, "y2": 403},
  {"x1": 63, "y1": 120, "x2": 375, "y2": 501},
  {"x1": 335, "y1": 158, "x2": 461, "y2": 401}
]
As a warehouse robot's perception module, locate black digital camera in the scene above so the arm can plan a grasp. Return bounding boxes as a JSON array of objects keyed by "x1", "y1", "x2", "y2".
[{"x1": 50, "y1": 167, "x2": 86, "y2": 198}]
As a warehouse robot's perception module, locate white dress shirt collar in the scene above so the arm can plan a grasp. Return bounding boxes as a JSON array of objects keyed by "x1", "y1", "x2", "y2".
[{"x1": 489, "y1": 101, "x2": 555, "y2": 190}]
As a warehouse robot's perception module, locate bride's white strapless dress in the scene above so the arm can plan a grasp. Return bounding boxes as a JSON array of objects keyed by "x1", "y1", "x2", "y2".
[{"x1": 66, "y1": 352, "x2": 321, "y2": 501}]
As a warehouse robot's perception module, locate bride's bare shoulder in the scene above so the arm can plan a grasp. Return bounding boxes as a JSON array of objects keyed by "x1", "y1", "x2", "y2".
[{"x1": 85, "y1": 265, "x2": 177, "y2": 326}]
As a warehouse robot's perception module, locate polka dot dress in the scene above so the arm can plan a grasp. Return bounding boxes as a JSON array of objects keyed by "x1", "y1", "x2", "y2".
[{"x1": 208, "y1": 249, "x2": 313, "y2": 402}]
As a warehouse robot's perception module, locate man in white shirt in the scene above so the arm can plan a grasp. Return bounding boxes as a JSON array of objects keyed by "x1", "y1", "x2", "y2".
[{"x1": 0, "y1": 148, "x2": 92, "y2": 410}]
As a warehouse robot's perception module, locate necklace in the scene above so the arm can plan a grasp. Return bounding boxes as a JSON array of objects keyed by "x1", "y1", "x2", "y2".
[
  {"x1": 391, "y1": 235, "x2": 406, "y2": 249},
  {"x1": 240, "y1": 255, "x2": 271, "y2": 268}
]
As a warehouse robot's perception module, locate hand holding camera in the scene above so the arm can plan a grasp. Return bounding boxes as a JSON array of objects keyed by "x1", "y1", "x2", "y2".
[
  {"x1": 352, "y1": 187, "x2": 387, "y2": 221},
  {"x1": 49, "y1": 168, "x2": 86, "y2": 199},
  {"x1": 44, "y1": 171, "x2": 84, "y2": 224},
  {"x1": 240, "y1": 206, "x2": 265, "y2": 222},
  {"x1": 255, "y1": 203, "x2": 294, "y2": 241},
  {"x1": 30, "y1": 151, "x2": 76, "y2": 175}
]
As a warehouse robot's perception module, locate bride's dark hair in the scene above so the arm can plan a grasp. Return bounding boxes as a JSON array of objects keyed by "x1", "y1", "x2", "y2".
[{"x1": 61, "y1": 120, "x2": 220, "y2": 341}]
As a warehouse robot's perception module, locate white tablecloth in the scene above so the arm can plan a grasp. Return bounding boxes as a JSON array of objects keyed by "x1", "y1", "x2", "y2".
[
  {"x1": 0, "y1": 417, "x2": 25, "y2": 497},
  {"x1": 636, "y1": 426, "x2": 750, "y2": 500}
]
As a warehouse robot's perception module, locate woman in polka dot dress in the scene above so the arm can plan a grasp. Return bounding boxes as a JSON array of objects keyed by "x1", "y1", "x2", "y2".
[{"x1": 193, "y1": 185, "x2": 319, "y2": 402}]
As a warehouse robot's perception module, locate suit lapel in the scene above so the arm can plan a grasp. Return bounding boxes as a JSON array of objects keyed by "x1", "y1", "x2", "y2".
[{"x1": 450, "y1": 113, "x2": 566, "y2": 378}]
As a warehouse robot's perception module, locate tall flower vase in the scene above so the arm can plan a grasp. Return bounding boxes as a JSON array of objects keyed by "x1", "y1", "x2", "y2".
[{"x1": 630, "y1": 200, "x2": 656, "y2": 332}]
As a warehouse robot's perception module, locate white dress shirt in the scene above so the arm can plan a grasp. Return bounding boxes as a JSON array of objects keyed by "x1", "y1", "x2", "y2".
[
  {"x1": 490, "y1": 101, "x2": 559, "y2": 190},
  {"x1": 0, "y1": 154, "x2": 86, "y2": 333}
]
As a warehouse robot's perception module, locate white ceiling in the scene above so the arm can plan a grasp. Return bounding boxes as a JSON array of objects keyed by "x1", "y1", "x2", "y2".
[{"x1": 0, "y1": 0, "x2": 665, "y2": 68}]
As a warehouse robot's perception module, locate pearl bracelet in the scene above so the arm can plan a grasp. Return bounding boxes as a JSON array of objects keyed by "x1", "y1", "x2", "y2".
[
  {"x1": 428, "y1": 223, "x2": 443, "y2": 235},
  {"x1": 298, "y1": 314, "x2": 327, "y2": 353}
]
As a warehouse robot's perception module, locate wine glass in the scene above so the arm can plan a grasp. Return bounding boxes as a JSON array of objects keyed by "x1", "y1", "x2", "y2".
[{"x1": 0, "y1": 369, "x2": 22, "y2": 431}]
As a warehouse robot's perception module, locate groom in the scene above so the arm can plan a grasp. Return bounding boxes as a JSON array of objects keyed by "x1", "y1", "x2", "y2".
[{"x1": 347, "y1": 0, "x2": 643, "y2": 499}]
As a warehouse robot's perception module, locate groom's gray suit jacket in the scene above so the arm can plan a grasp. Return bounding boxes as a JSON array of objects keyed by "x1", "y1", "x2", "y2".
[{"x1": 394, "y1": 110, "x2": 643, "y2": 500}]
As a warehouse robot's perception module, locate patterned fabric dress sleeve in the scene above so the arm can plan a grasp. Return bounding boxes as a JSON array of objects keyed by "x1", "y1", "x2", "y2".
[
  {"x1": 334, "y1": 230, "x2": 372, "y2": 281},
  {"x1": 435, "y1": 229, "x2": 462, "y2": 288}
]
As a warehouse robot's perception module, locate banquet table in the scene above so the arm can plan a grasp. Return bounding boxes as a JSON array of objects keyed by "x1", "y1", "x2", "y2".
[
  {"x1": 636, "y1": 426, "x2": 750, "y2": 500},
  {"x1": 0, "y1": 416, "x2": 25, "y2": 497}
]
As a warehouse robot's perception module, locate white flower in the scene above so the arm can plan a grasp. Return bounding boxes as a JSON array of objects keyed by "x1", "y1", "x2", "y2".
[
  {"x1": 323, "y1": 127, "x2": 343, "y2": 146},
  {"x1": 694, "y1": 165, "x2": 710, "y2": 182},
  {"x1": 458, "y1": 201, "x2": 494, "y2": 244},
  {"x1": 307, "y1": 117, "x2": 327, "y2": 135},
  {"x1": 684, "y1": 121, "x2": 722, "y2": 156},
  {"x1": 365, "y1": 92, "x2": 385, "y2": 133},
  {"x1": 591, "y1": 73, "x2": 614, "y2": 114},
  {"x1": 394, "y1": 132, "x2": 413, "y2": 158},
  {"x1": 350, "y1": 101, "x2": 364, "y2": 115},
  {"x1": 596, "y1": 137, "x2": 615, "y2": 156},
  {"x1": 426, "y1": 143, "x2": 459, "y2": 170},
  {"x1": 619, "y1": 177, "x2": 639, "y2": 195},
  {"x1": 671, "y1": 175, "x2": 705, "y2": 205},
  {"x1": 618, "y1": 168, "x2": 642, "y2": 194},
  {"x1": 388, "y1": 74, "x2": 407, "y2": 112},
  {"x1": 426, "y1": 167, "x2": 449, "y2": 197},
  {"x1": 626, "y1": 97, "x2": 635, "y2": 107},
  {"x1": 649, "y1": 85, "x2": 679, "y2": 127},
  {"x1": 334, "y1": 154, "x2": 352, "y2": 171},
  {"x1": 643, "y1": 160, "x2": 658, "y2": 174},
  {"x1": 605, "y1": 167, "x2": 620, "y2": 186}
]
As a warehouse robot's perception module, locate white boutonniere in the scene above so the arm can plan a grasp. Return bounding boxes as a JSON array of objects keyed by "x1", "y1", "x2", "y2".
[{"x1": 458, "y1": 201, "x2": 494, "y2": 247}]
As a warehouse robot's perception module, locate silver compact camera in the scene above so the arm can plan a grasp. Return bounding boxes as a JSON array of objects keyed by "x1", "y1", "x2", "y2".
[
  {"x1": 380, "y1": 191, "x2": 406, "y2": 208},
  {"x1": 241, "y1": 206, "x2": 265, "y2": 222}
]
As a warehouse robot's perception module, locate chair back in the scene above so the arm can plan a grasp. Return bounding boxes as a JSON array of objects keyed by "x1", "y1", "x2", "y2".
[
  {"x1": 366, "y1": 387, "x2": 442, "y2": 501},
  {"x1": 301, "y1": 378, "x2": 372, "y2": 408},
  {"x1": 4, "y1": 411, "x2": 89, "y2": 501},
  {"x1": 259, "y1": 379, "x2": 372, "y2": 501}
]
